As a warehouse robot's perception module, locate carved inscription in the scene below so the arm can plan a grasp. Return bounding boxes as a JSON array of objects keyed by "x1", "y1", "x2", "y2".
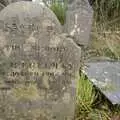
[
  {"x1": 0, "y1": 2, "x2": 81, "y2": 119},
  {"x1": 0, "y1": 15, "x2": 75, "y2": 95}
]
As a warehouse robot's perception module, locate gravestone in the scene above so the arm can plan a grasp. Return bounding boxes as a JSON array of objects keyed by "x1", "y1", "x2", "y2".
[
  {"x1": 65, "y1": 0, "x2": 93, "y2": 46},
  {"x1": 0, "y1": 1, "x2": 81, "y2": 120},
  {"x1": 83, "y1": 61, "x2": 120, "y2": 105}
]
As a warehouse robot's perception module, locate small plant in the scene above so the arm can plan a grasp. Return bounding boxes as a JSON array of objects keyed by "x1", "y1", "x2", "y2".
[
  {"x1": 93, "y1": 0, "x2": 120, "y2": 22},
  {"x1": 50, "y1": 1, "x2": 67, "y2": 25},
  {"x1": 75, "y1": 74, "x2": 96, "y2": 120},
  {"x1": 75, "y1": 74, "x2": 111, "y2": 120},
  {"x1": 76, "y1": 74, "x2": 96, "y2": 112}
]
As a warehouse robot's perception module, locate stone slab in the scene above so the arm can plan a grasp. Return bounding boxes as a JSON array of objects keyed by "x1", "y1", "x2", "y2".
[
  {"x1": 83, "y1": 61, "x2": 120, "y2": 104},
  {"x1": 64, "y1": 0, "x2": 93, "y2": 46},
  {"x1": 0, "y1": 1, "x2": 81, "y2": 119}
]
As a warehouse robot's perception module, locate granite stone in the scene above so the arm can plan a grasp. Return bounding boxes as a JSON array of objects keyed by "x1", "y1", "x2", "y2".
[
  {"x1": 64, "y1": 0, "x2": 93, "y2": 46},
  {"x1": 0, "y1": 1, "x2": 81, "y2": 119},
  {"x1": 83, "y1": 61, "x2": 120, "y2": 105}
]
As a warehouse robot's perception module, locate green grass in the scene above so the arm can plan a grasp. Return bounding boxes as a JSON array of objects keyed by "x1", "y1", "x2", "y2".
[
  {"x1": 50, "y1": 1, "x2": 67, "y2": 25},
  {"x1": 75, "y1": 73, "x2": 114, "y2": 120},
  {"x1": 76, "y1": 74, "x2": 96, "y2": 112}
]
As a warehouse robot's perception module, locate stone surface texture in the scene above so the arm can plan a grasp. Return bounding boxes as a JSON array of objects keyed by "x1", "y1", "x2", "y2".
[
  {"x1": 64, "y1": 0, "x2": 93, "y2": 46},
  {"x1": 0, "y1": 1, "x2": 81, "y2": 120},
  {"x1": 83, "y1": 61, "x2": 120, "y2": 105}
]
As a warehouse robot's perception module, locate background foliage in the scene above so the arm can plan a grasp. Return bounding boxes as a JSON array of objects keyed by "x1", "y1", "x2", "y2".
[{"x1": 92, "y1": 0, "x2": 120, "y2": 21}]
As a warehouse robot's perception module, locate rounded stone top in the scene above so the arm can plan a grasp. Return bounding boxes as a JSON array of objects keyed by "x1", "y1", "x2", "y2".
[{"x1": 0, "y1": 1, "x2": 62, "y2": 33}]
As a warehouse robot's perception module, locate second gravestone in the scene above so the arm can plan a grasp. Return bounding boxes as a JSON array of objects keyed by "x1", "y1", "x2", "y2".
[
  {"x1": 65, "y1": 0, "x2": 93, "y2": 46},
  {"x1": 0, "y1": 1, "x2": 81, "y2": 120}
]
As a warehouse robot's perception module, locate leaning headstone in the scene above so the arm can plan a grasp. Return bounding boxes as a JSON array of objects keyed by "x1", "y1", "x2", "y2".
[
  {"x1": 64, "y1": 0, "x2": 93, "y2": 46},
  {"x1": 0, "y1": 1, "x2": 81, "y2": 119},
  {"x1": 83, "y1": 61, "x2": 120, "y2": 105}
]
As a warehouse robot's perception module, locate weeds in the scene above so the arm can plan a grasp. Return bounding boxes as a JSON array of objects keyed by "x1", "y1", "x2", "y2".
[
  {"x1": 93, "y1": 0, "x2": 120, "y2": 21},
  {"x1": 76, "y1": 74, "x2": 96, "y2": 112},
  {"x1": 75, "y1": 73, "x2": 111, "y2": 120},
  {"x1": 50, "y1": 1, "x2": 67, "y2": 25}
]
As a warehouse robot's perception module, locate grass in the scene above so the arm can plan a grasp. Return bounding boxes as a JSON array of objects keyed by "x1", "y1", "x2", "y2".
[
  {"x1": 93, "y1": 0, "x2": 120, "y2": 22},
  {"x1": 88, "y1": 0, "x2": 120, "y2": 60},
  {"x1": 75, "y1": 74, "x2": 96, "y2": 120},
  {"x1": 50, "y1": 1, "x2": 67, "y2": 25},
  {"x1": 87, "y1": 18, "x2": 120, "y2": 60},
  {"x1": 76, "y1": 74, "x2": 96, "y2": 112},
  {"x1": 75, "y1": 73, "x2": 114, "y2": 120}
]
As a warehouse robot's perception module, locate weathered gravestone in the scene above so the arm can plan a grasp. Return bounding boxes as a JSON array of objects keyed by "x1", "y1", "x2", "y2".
[
  {"x1": 65, "y1": 0, "x2": 93, "y2": 46},
  {"x1": 0, "y1": 1, "x2": 81, "y2": 119}
]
